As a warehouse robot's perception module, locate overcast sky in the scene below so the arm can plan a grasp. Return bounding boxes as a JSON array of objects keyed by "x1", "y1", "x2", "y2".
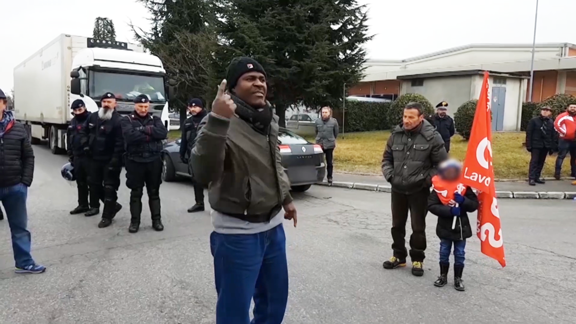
[{"x1": 1, "y1": 0, "x2": 574, "y2": 93}]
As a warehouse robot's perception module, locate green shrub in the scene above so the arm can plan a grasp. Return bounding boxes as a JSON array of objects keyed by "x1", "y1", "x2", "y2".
[
  {"x1": 537, "y1": 94, "x2": 576, "y2": 118},
  {"x1": 332, "y1": 100, "x2": 391, "y2": 132},
  {"x1": 388, "y1": 93, "x2": 434, "y2": 127},
  {"x1": 453, "y1": 100, "x2": 479, "y2": 141},
  {"x1": 520, "y1": 102, "x2": 539, "y2": 131}
]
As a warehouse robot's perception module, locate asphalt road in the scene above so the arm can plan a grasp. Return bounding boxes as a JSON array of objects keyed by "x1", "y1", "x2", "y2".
[{"x1": 0, "y1": 145, "x2": 575, "y2": 324}]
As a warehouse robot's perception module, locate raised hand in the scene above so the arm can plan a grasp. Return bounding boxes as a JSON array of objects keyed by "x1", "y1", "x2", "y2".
[{"x1": 211, "y1": 80, "x2": 237, "y2": 119}]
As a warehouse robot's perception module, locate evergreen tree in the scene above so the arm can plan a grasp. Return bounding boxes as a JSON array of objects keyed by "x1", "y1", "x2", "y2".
[
  {"x1": 134, "y1": 0, "x2": 218, "y2": 123},
  {"x1": 215, "y1": 0, "x2": 372, "y2": 126},
  {"x1": 93, "y1": 17, "x2": 116, "y2": 41}
]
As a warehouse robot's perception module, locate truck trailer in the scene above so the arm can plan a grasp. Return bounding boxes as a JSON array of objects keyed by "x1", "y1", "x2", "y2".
[{"x1": 13, "y1": 34, "x2": 174, "y2": 154}]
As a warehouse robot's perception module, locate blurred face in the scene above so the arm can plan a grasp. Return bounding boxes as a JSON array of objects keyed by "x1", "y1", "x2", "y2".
[
  {"x1": 72, "y1": 107, "x2": 86, "y2": 115},
  {"x1": 541, "y1": 109, "x2": 552, "y2": 118},
  {"x1": 135, "y1": 102, "x2": 150, "y2": 116},
  {"x1": 403, "y1": 108, "x2": 424, "y2": 130},
  {"x1": 188, "y1": 105, "x2": 203, "y2": 115},
  {"x1": 234, "y1": 72, "x2": 267, "y2": 108},
  {"x1": 437, "y1": 108, "x2": 447, "y2": 117},
  {"x1": 568, "y1": 104, "x2": 576, "y2": 115},
  {"x1": 0, "y1": 99, "x2": 6, "y2": 114},
  {"x1": 101, "y1": 98, "x2": 116, "y2": 110},
  {"x1": 321, "y1": 107, "x2": 331, "y2": 119},
  {"x1": 441, "y1": 167, "x2": 460, "y2": 182}
]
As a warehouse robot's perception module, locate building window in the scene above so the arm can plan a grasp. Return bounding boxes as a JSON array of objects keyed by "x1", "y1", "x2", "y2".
[
  {"x1": 411, "y1": 79, "x2": 424, "y2": 87},
  {"x1": 493, "y1": 77, "x2": 507, "y2": 85}
]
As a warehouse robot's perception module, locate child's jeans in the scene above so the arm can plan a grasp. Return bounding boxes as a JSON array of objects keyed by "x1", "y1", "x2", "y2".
[{"x1": 439, "y1": 238, "x2": 466, "y2": 266}]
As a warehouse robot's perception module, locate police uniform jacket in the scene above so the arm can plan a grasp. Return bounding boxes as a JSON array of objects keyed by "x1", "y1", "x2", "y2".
[{"x1": 120, "y1": 112, "x2": 168, "y2": 163}]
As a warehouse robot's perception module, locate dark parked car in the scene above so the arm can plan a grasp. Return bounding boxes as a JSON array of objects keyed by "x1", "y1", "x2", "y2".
[{"x1": 161, "y1": 128, "x2": 326, "y2": 192}]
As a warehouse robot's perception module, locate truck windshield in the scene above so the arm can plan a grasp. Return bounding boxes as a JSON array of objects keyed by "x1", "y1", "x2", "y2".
[{"x1": 89, "y1": 71, "x2": 166, "y2": 103}]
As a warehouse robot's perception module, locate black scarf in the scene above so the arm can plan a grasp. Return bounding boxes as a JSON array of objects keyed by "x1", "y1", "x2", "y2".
[
  {"x1": 192, "y1": 109, "x2": 207, "y2": 126},
  {"x1": 232, "y1": 95, "x2": 273, "y2": 135}
]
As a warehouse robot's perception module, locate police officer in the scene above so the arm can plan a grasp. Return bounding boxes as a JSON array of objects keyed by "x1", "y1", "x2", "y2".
[
  {"x1": 120, "y1": 94, "x2": 168, "y2": 233},
  {"x1": 433, "y1": 101, "x2": 455, "y2": 153},
  {"x1": 180, "y1": 98, "x2": 207, "y2": 213},
  {"x1": 67, "y1": 99, "x2": 93, "y2": 215},
  {"x1": 80, "y1": 92, "x2": 124, "y2": 227}
]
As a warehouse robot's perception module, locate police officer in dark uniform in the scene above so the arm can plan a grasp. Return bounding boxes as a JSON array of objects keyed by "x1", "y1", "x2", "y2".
[
  {"x1": 80, "y1": 92, "x2": 124, "y2": 227},
  {"x1": 433, "y1": 101, "x2": 455, "y2": 153},
  {"x1": 180, "y1": 98, "x2": 207, "y2": 213},
  {"x1": 67, "y1": 99, "x2": 93, "y2": 215},
  {"x1": 120, "y1": 94, "x2": 168, "y2": 233}
]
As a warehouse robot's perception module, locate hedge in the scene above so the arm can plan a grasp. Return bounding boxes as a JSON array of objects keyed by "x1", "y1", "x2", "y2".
[
  {"x1": 388, "y1": 93, "x2": 434, "y2": 127},
  {"x1": 520, "y1": 102, "x2": 538, "y2": 131},
  {"x1": 453, "y1": 100, "x2": 484, "y2": 141},
  {"x1": 332, "y1": 100, "x2": 391, "y2": 133},
  {"x1": 537, "y1": 94, "x2": 576, "y2": 117}
]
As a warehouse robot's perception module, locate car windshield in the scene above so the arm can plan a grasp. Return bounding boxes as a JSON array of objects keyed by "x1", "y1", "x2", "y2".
[
  {"x1": 278, "y1": 129, "x2": 308, "y2": 144},
  {"x1": 89, "y1": 71, "x2": 166, "y2": 103}
]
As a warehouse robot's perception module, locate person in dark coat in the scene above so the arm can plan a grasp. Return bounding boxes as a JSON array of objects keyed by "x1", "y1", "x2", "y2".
[
  {"x1": 67, "y1": 99, "x2": 93, "y2": 215},
  {"x1": 526, "y1": 106, "x2": 557, "y2": 186},
  {"x1": 428, "y1": 159, "x2": 478, "y2": 292},
  {"x1": 0, "y1": 88, "x2": 46, "y2": 274},
  {"x1": 382, "y1": 102, "x2": 448, "y2": 277},
  {"x1": 315, "y1": 106, "x2": 339, "y2": 184},
  {"x1": 180, "y1": 98, "x2": 208, "y2": 213},
  {"x1": 79, "y1": 92, "x2": 124, "y2": 227},
  {"x1": 121, "y1": 94, "x2": 168, "y2": 233},
  {"x1": 433, "y1": 101, "x2": 455, "y2": 153}
]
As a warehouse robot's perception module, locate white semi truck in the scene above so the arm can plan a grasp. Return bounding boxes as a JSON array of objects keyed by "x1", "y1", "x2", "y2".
[{"x1": 13, "y1": 34, "x2": 175, "y2": 154}]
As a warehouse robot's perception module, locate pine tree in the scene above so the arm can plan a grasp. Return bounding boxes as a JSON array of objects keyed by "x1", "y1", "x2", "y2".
[
  {"x1": 93, "y1": 17, "x2": 116, "y2": 41},
  {"x1": 215, "y1": 0, "x2": 372, "y2": 126},
  {"x1": 134, "y1": 0, "x2": 218, "y2": 122}
]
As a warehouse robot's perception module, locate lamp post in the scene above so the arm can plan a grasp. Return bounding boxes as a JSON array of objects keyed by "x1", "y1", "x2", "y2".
[{"x1": 528, "y1": 0, "x2": 539, "y2": 102}]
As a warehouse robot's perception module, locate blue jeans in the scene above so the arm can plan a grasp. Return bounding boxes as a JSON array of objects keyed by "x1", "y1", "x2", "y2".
[
  {"x1": 439, "y1": 239, "x2": 466, "y2": 267},
  {"x1": 0, "y1": 183, "x2": 35, "y2": 268},
  {"x1": 210, "y1": 224, "x2": 289, "y2": 324},
  {"x1": 555, "y1": 139, "x2": 576, "y2": 176}
]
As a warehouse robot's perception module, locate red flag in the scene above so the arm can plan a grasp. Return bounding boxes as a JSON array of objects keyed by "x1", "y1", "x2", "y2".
[{"x1": 461, "y1": 71, "x2": 506, "y2": 267}]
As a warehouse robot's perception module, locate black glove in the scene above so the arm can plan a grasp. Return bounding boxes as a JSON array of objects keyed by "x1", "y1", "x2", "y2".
[
  {"x1": 526, "y1": 147, "x2": 532, "y2": 152},
  {"x1": 136, "y1": 126, "x2": 145, "y2": 132}
]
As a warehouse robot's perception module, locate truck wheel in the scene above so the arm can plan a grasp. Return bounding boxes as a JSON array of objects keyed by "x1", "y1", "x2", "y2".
[
  {"x1": 162, "y1": 155, "x2": 177, "y2": 182},
  {"x1": 48, "y1": 126, "x2": 64, "y2": 155},
  {"x1": 291, "y1": 184, "x2": 312, "y2": 192}
]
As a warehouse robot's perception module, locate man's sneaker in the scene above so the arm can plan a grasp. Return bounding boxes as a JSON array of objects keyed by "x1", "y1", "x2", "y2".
[
  {"x1": 382, "y1": 257, "x2": 406, "y2": 269},
  {"x1": 15, "y1": 264, "x2": 46, "y2": 274},
  {"x1": 327, "y1": 177, "x2": 333, "y2": 186},
  {"x1": 528, "y1": 179, "x2": 536, "y2": 186},
  {"x1": 554, "y1": 173, "x2": 561, "y2": 180},
  {"x1": 187, "y1": 204, "x2": 205, "y2": 213},
  {"x1": 85, "y1": 208, "x2": 100, "y2": 217},
  {"x1": 535, "y1": 178, "x2": 545, "y2": 184},
  {"x1": 70, "y1": 205, "x2": 90, "y2": 215},
  {"x1": 412, "y1": 261, "x2": 424, "y2": 277}
]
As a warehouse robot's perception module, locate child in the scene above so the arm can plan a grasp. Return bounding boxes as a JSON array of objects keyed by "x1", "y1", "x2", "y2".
[{"x1": 428, "y1": 159, "x2": 479, "y2": 291}]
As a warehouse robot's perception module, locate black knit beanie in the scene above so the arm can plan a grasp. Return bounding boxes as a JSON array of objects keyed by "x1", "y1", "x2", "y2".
[{"x1": 226, "y1": 57, "x2": 267, "y2": 91}]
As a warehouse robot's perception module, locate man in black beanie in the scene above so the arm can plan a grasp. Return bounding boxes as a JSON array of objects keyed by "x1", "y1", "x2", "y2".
[
  {"x1": 191, "y1": 57, "x2": 296, "y2": 324},
  {"x1": 180, "y1": 98, "x2": 208, "y2": 213}
]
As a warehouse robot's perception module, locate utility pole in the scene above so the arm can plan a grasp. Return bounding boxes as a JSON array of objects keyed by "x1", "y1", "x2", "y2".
[{"x1": 528, "y1": 0, "x2": 539, "y2": 102}]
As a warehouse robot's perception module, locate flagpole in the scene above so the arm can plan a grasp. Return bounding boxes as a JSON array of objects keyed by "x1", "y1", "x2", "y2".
[{"x1": 528, "y1": 0, "x2": 539, "y2": 102}]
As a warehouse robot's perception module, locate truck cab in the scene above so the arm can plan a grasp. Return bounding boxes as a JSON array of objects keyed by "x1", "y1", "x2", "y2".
[{"x1": 69, "y1": 38, "x2": 173, "y2": 129}]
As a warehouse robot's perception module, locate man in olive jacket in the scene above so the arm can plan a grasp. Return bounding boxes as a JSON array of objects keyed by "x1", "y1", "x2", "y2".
[
  {"x1": 191, "y1": 57, "x2": 297, "y2": 324},
  {"x1": 382, "y1": 102, "x2": 447, "y2": 277}
]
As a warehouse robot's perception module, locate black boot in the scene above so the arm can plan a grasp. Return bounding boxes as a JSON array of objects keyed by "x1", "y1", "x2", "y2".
[
  {"x1": 84, "y1": 208, "x2": 100, "y2": 217},
  {"x1": 98, "y1": 201, "x2": 118, "y2": 228},
  {"x1": 434, "y1": 263, "x2": 449, "y2": 287},
  {"x1": 70, "y1": 205, "x2": 90, "y2": 215},
  {"x1": 129, "y1": 192, "x2": 142, "y2": 234},
  {"x1": 454, "y1": 265, "x2": 465, "y2": 291},
  {"x1": 535, "y1": 178, "x2": 545, "y2": 184},
  {"x1": 187, "y1": 203, "x2": 205, "y2": 213},
  {"x1": 149, "y1": 193, "x2": 164, "y2": 231}
]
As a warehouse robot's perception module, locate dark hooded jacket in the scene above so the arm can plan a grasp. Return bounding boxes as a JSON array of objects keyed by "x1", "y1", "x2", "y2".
[
  {"x1": 382, "y1": 120, "x2": 448, "y2": 194},
  {"x1": 0, "y1": 111, "x2": 34, "y2": 188}
]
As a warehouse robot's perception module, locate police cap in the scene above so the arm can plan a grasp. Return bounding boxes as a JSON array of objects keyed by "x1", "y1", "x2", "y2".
[
  {"x1": 101, "y1": 92, "x2": 116, "y2": 101},
  {"x1": 71, "y1": 99, "x2": 85, "y2": 110},
  {"x1": 436, "y1": 101, "x2": 448, "y2": 109},
  {"x1": 134, "y1": 94, "x2": 150, "y2": 104}
]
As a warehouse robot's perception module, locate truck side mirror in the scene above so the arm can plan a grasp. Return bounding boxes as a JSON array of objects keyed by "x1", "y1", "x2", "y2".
[
  {"x1": 70, "y1": 70, "x2": 80, "y2": 78},
  {"x1": 70, "y1": 79, "x2": 81, "y2": 95}
]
